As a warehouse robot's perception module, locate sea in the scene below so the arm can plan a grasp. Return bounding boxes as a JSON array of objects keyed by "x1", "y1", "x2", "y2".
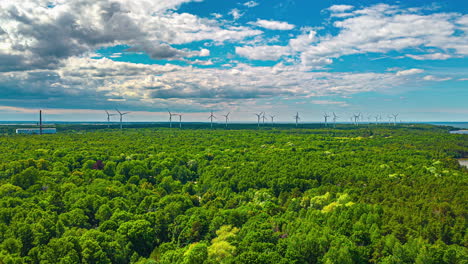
[{"x1": 1, "y1": 121, "x2": 468, "y2": 129}]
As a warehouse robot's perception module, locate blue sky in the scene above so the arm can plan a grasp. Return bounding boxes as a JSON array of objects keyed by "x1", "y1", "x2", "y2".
[{"x1": 0, "y1": 0, "x2": 467, "y2": 122}]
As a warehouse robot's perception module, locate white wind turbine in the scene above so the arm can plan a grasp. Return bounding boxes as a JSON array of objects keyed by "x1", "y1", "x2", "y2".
[
  {"x1": 353, "y1": 113, "x2": 361, "y2": 126},
  {"x1": 115, "y1": 108, "x2": 130, "y2": 129},
  {"x1": 294, "y1": 112, "x2": 300, "y2": 127},
  {"x1": 222, "y1": 112, "x2": 230, "y2": 128},
  {"x1": 333, "y1": 112, "x2": 339, "y2": 128},
  {"x1": 261, "y1": 112, "x2": 267, "y2": 125},
  {"x1": 168, "y1": 110, "x2": 179, "y2": 128},
  {"x1": 392, "y1": 113, "x2": 399, "y2": 126},
  {"x1": 270, "y1": 115, "x2": 276, "y2": 126},
  {"x1": 255, "y1": 112, "x2": 263, "y2": 127},
  {"x1": 105, "y1": 110, "x2": 117, "y2": 128},
  {"x1": 208, "y1": 111, "x2": 216, "y2": 129},
  {"x1": 178, "y1": 114, "x2": 183, "y2": 128},
  {"x1": 323, "y1": 113, "x2": 330, "y2": 127}
]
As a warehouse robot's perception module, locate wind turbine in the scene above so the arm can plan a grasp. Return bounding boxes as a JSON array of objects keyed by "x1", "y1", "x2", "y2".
[
  {"x1": 374, "y1": 115, "x2": 380, "y2": 124},
  {"x1": 254, "y1": 112, "x2": 263, "y2": 127},
  {"x1": 261, "y1": 112, "x2": 267, "y2": 125},
  {"x1": 208, "y1": 111, "x2": 216, "y2": 129},
  {"x1": 353, "y1": 113, "x2": 360, "y2": 126},
  {"x1": 270, "y1": 115, "x2": 275, "y2": 126},
  {"x1": 332, "y1": 112, "x2": 338, "y2": 128},
  {"x1": 392, "y1": 113, "x2": 399, "y2": 126},
  {"x1": 222, "y1": 112, "x2": 230, "y2": 128},
  {"x1": 294, "y1": 112, "x2": 300, "y2": 127},
  {"x1": 105, "y1": 110, "x2": 116, "y2": 128},
  {"x1": 387, "y1": 115, "x2": 393, "y2": 125},
  {"x1": 323, "y1": 113, "x2": 330, "y2": 127},
  {"x1": 178, "y1": 114, "x2": 183, "y2": 128},
  {"x1": 115, "y1": 108, "x2": 130, "y2": 129},
  {"x1": 168, "y1": 110, "x2": 178, "y2": 128}
]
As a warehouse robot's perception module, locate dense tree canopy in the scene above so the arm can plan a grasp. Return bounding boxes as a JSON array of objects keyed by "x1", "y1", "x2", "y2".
[{"x1": 0, "y1": 125, "x2": 466, "y2": 263}]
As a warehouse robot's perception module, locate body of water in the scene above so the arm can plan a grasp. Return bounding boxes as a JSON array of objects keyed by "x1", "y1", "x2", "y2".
[
  {"x1": 458, "y1": 159, "x2": 468, "y2": 168},
  {"x1": 1, "y1": 121, "x2": 468, "y2": 128},
  {"x1": 428, "y1": 122, "x2": 468, "y2": 129}
]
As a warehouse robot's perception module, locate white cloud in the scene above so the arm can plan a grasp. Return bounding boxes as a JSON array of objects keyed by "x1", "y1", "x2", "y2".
[
  {"x1": 211, "y1": 13, "x2": 222, "y2": 19},
  {"x1": 0, "y1": 0, "x2": 262, "y2": 71},
  {"x1": 423, "y1": 75, "x2": 452, "y2": 81},
  {"x1": 299, "y1": 54, "x2": 333, "y2": 68},
  {"x1": 396, "y1": 68, "x2": 425, "y2": 76},
  {"x1": 289, "y1": 30, "x2": 317, "y2": 51},
  {"x1": 406, "y1": 53, "x2": 453, "y2": 60},
  {"x1": 237, "y1": 4, "x2": 468, "y2": 67},
  {"x1": 249, "y1": 19, "x2": 295, "y2": 30},
  {"x1": 229, "y1": 8, "x2": 244, "y2": 20},
  {"x1": 198, "y1": 49, "x2": 211, "y2": 57},
  {"x1": 328, "y1": 5, "x2": 354, "y2": 13},
  {"x1": 188, "y1": 59, "x2": 214, "y2": 65},
  {"x1": 299, "y1": 4, "x2": 468, "y2": 63},
  {"x1": 0, "y1": 57, "x2": 427, "y2": 111},
  {"x1": 311, "y1": 100, "x2": 349, "y2": 107},
  {"x1": 244, "y1": 1, "x2": 259, "y2": 8},
  {"x1": 235, "y1": 46, "x2": 291, "y2": 61}
]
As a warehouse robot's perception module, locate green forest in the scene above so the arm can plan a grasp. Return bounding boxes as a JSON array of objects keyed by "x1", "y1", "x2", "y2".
[{"x1": 0, "y1": 125, "x2": 466, "y2": 263}]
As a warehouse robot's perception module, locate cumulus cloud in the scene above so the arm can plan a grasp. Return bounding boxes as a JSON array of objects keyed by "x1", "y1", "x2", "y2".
[
  {"x1": 249, "y1": 19, "x2": 295, "y2": 30},
  {"x1": 311, "y1": 100, "x2": 349, "y2": 107},
  {"x1": 406, "y1": 53, "x2": 453, "y2": 60},
  {"x1": 244, "y1": 1, "x2": 259, "y2": 8},
  {"x1": 229, "y1": 8, "x2": 244, "y2": 20},
  {"x1": 423, "y1": 75, "x2": 452, "y2": 81},
  {"x1": 396, "y1": 68, "x2": 425, "y2": 76},
  {"x1": 236, "y1": 4, "x2": 468, "y2": 67},
  {"x1": 0, "y1": 0, "x2": 261, "y2": 72},
  {"x1": 328, "y1": 5, "x2": 354, "y2": 13},
  {"x1": 0, "y1": 56, "x2": 430, "y2": 112},
  {"x1": 1, "y1": 1, "x2": 467, "y2": 114},
  {"x1": 235, "y1": 45, "x2": 291, "y2": 61}
]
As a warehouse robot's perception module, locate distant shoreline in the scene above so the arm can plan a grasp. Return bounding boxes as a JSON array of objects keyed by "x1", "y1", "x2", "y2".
[{"x1": 1, "y1": 121, "x2": 468, "y2": 129}]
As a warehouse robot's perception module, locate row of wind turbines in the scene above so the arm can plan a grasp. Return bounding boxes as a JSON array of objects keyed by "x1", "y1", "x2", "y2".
[{"x1": 105, "y1": 109, "x2": 400, "y2": 129}]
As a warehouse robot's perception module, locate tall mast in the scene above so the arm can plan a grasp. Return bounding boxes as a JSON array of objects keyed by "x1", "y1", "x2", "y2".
[{"x1": 39, "y1": 110, "x2": 43, "y2": 135}]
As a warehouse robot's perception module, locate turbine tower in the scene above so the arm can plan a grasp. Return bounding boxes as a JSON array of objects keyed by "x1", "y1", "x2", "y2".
[
  {"x1": 353, "y1": 113, "x2": 360, "y2": 126},
  {"x1": 178, "y1": 114, "x2": 183, "y2": 128},
  {"x1": 105, "y1": 110, "x2": 116, "y2": 128},
  {"x1": 332, "y1": 112, "x2": 338, "y2": 128},
  {"x1": 374, "y1": 115, "x2": 379, "y2": 124},
  {"x1": 39, "y1": 110, "x2": 43, "y2": 135},
  {"x1": 208, "y1": 111, "x2": 216, "y2": 129},
  {"x1": 294, "y1": 112, "x2": 300, "y2": 127},
  {"x1": 323, "y1": 113, "x2": 330, "y2": 127},
  {"x1": 261, "y1": 112, "x2": 267, "y2": 125},
  {"x1": 254, "y1": 112, "x2": 263, "y2": 127},
  {"x1": 115, "y1": 108, "x2": 130, "y2": 129},
  {"x1": 353, "y1": 114, "x2": 361, "y2": 126},
  {"x1": 392, "y1": 113, "x2": 399, "y2": 126},
  {"x1": 270, "y1": 115, "x2": 275, "y2": 126},
  {"x1": 222, "y1": 112, "x2": 230, "y2": 128},
  {"x1": 168, "y1": 110, "x2": 178, "y2": 128}
]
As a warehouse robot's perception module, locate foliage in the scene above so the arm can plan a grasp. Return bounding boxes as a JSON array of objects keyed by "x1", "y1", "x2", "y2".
[{"x1": 0, "y1": 125, "x2": 466, "y2": 263}]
